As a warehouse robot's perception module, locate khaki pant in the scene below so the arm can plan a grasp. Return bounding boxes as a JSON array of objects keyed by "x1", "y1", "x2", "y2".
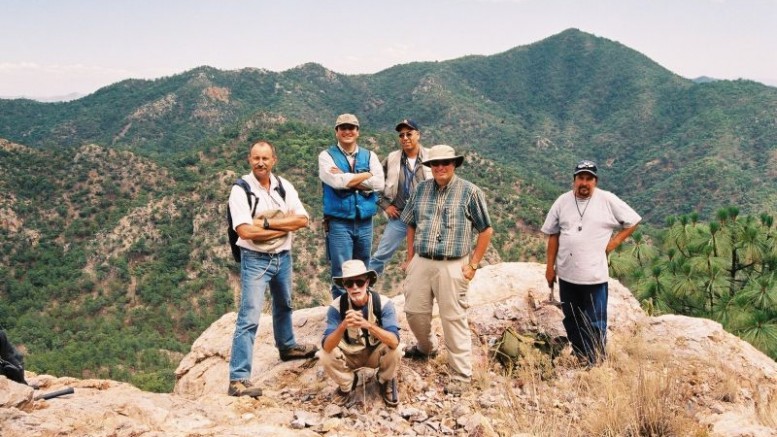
[
  {"x1": 404, "y1": 254, "x2": 472, "y2": 381},
  {"x1": 318, "y1": 343, "x2": 402, "y2": 392}
]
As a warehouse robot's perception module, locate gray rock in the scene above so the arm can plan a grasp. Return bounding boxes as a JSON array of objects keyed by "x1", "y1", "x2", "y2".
[{"x1": 2, "y1": 263, "x2": 776, "y2": 437}]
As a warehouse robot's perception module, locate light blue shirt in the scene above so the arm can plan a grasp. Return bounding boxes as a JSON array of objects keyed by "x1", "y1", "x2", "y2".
[{"x1": 322, "y1": 293, "x2": 400, "y2": 345}]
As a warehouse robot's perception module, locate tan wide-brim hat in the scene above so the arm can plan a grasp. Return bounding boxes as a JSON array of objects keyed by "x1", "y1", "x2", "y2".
[
  {"x1": 332, "y1": 260, "x2": 378, "y2": 286},
  {"x1": 421, "y1": 144, "x2": 464, "y2": 168}
]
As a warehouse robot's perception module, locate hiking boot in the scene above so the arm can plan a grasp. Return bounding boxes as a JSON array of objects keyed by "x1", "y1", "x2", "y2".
[
  {"x1": 443, "y1": 379, "x2": 469, "y2": 396},
  {"x1": 333, "y1": 387, "x2": 351, "y2": 406},
  {"x1": 403, "y1": 344, "x2": 438, "y2": 361},
  {"x1": 380, "y1": 378, "x2": 399, "y2": 407},
  {"x1": 333, "y1": 375, "x2": 359, "y2": 406},
  {"x1": 279, "y1": 343, "x2": 318, "y2": 361},
  {"x1": 227, "y1": 380, "x2": 263, "y2": 398}
]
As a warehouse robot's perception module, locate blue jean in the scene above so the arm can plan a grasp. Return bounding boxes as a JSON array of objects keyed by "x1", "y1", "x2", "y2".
[
  {"x1": 229, "y1": 249, "x2": 297, "y2": 381},
  {"x1": 369, "y1": 217, "x2": 407, "y2": 275},
  {"x1": 327, "y1": 217, "x2": 373, "y2": 299},
  {"x1": 558, "y1": 279, "x2": 608, "y2": 365}
]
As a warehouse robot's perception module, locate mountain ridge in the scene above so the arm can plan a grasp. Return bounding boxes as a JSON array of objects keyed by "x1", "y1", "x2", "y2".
[{"x1": 1, "y1": 28, "x2": 776, "y2": 391}]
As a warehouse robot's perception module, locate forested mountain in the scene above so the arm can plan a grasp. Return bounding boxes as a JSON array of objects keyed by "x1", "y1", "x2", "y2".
[
  {"x1": 1, "y1": 28, "x2": 775, "y2": 390},
  {"x1": 3, "y1": 28, "x2": 776, "y2": 221}
]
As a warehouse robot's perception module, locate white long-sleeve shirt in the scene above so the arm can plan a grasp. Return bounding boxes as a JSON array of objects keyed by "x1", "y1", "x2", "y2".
[{"x1": 318, "y1": 143, "x2": 385, "y2": 192}]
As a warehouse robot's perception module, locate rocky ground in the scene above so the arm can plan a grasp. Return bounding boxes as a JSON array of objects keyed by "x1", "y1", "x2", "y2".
[{"x1": 3, "y1": 262, "x2": 777, "y2": 436}]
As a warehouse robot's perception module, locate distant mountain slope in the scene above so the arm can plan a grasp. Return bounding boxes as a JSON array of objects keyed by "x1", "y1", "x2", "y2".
[
  {"x1": 2, "y1": 27, "x2": 777, "y2": 391},
  {"x1": 0, "y1": 111, "x2": 535, "y2": 389},
  {"x1": 2, "y1": 28, "x2": 775, "y2": 222}
]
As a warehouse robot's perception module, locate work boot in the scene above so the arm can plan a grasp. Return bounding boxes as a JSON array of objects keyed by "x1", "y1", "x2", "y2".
[
  {"x1": 333, "y1": 375, "x2": 359, "y2": 406},
  {"x1": 443, "y1": 379, "x2": 469, "y2": 396},
  {"x1": 279, "y1": 343, "x2": 318, "y2": 361},
  {"x1": 403, "y1": 344, "x2": 438, "y2": 361},
  {"x1": 227, "y1": 380, "x2": 263, "y2": 398}
]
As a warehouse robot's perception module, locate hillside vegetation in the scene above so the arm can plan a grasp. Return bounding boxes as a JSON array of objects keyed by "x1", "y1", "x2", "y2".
[{"x1": 1, "y1": 28, "x2": 776, "y2": 391}]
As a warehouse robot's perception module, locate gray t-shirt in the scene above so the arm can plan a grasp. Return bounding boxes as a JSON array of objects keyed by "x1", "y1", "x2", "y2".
[{"x1": 541, "y1": 189, "x2": 641, "y2": 284}]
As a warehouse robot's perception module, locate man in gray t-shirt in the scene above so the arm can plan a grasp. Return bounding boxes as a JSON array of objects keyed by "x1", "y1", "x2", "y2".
[{"x1": 541, "y1": 160, "x2": 640, "y2": 365}]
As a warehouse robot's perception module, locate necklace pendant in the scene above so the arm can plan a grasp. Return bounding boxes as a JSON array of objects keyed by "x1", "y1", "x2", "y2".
[{"x1": 578, "y1": 225, "x2": 582, "y2": 231}]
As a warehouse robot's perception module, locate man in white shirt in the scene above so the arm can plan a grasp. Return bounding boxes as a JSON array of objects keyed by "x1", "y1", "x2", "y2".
[
  {"x1": 227, "y1": 140, "x2": 317, "y2": 397},
  {"x1": 541, "y1": 160, "x2": 641, "y2": 366}
]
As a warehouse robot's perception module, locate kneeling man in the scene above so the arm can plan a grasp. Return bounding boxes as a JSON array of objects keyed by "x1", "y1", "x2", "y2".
[{"x1": 318, "y1": 260, "x2": 401, "y2": 407}]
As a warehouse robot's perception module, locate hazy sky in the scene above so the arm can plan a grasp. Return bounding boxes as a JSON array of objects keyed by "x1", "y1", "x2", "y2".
[{"x1": 2, "y1": 0, "x2": 776, "y2": 99}]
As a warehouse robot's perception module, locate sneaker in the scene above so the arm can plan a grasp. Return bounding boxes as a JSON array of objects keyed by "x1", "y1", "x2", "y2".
[
  {"x1": 380, "y1": 378, "x2": 399, "y2": 407},
  {"x1": 227, "y1": 380, "x2": 263, "y2": 398},
  {"x1": 403, "y1": 344, "x2": 438, "y2": 361},
  {"x1": 279, "y1": 343, "x2": 318, "y2": 362},
  {"x1": 443, "y1": 379, "x2": 469, "y2": 396}
]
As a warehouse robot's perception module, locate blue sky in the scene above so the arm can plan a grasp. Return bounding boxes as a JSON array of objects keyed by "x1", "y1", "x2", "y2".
[{"x1": 2, "y1": 0, "x2": 776, "y2": 99}]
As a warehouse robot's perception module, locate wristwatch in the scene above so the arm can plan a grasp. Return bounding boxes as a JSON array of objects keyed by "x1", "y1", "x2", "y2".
[
  {"x1": 263, "y1": 217, "x2": 270, "y2": 229},
  {"x1": 468, "y1": 262, "x2": 478, "y2": 270}
]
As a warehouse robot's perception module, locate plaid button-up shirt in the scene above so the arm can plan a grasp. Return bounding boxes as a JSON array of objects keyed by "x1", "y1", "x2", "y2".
[{"x1": 401, "y1": 175, "x2": 491, "y2": 259}]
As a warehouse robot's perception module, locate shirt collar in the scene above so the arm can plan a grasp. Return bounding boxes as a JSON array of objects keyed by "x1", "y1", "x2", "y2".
[
  {"x1": 337, "y1": 143, "x2": 359, "y2": 157},
  {"x1": 248, "y1": 171, "x2": 276, "y2": 191}
]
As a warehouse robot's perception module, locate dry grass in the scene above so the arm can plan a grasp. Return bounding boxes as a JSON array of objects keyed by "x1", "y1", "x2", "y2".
[
  {"x1": 711, "y1": 372, "x2": 740, "y2": 403},
  {"x1": 755, "y1": 386, "x2": 777, "y2": 428},
  {"x1": 480, "y1": 329, "x2": 711, "y2": 436}
]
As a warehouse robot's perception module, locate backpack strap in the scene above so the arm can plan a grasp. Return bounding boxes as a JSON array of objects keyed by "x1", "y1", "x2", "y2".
[
  {"x1": 339, "y1": 294, "x2": 349, "y2": 323},
  {"x1": 274, "y1": 175, "x2": 287, "y2": 200},
  {"x1": 370, "y1": 290, "x2": 382, "y2": 327},
  {"x1": 234, "y1": 179, "x2": 258, "y2": 217},
  {"x1": 338, "y1": 295, "x2": 353, "y2": 343}
]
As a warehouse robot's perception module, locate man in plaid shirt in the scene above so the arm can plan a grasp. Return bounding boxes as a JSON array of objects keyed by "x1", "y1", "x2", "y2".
[{"x1": 400, "y1": 144, "x2": 493, "y2": 396}]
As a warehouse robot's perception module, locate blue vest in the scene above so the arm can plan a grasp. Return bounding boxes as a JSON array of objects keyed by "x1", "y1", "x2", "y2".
[{"x1": 322, "y1": 146, "x2": 379, "y2": 220}]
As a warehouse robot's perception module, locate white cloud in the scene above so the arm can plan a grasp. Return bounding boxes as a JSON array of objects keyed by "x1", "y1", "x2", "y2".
[{"x1": 0, "y1": 62, "x2": 175, "y2": 99}]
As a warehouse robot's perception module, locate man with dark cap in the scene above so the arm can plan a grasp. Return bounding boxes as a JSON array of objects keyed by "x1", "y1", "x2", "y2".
[
  {"x1": 400, "y1": 145, "x2": 493, "y2": 396},
  {"x1": 541, "y1": 160, "x2": 641, "y2": 366},
  {"x1": 369, "y1": 119, "x2": 431, "y2": 275},
  {"x1": 319, "y1": 114, "x2": 385, "y2": 299}
]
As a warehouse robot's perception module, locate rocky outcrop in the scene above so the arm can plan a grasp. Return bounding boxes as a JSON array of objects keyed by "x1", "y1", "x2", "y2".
[{"x1": 2, "y1": 262, "x2": 776, "y2": 436}]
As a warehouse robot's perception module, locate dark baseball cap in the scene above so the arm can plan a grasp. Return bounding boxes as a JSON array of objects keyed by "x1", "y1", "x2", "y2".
[
  {"x1": 395, "y1": 118, "x2": 419, "y2": 131},
  {"x1": 574, "y1": 160, "x2": 598, "y2": 177}
]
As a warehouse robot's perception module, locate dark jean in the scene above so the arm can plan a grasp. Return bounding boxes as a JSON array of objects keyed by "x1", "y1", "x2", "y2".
[
  {"x1": 327, "y1": 217, "x2": 373, "y2": 299},
  {"x1": 558, "y1": 279, "x2": 608, "y2": 365},
  {"x1": 229, "y1": 249, "x2": 297, "y2": 381}
]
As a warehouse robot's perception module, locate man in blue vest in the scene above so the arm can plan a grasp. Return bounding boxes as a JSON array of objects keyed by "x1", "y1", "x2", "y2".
[{"x1": 319, "y1": 114, "x2": 385, "y2": 299}]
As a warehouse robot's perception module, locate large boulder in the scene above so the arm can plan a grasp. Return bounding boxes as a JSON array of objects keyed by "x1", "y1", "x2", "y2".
[
  {"x1": 173, "y1": 262, "x2": 646, "y2": 399},
  {"x1": 2, "y1": 262, "x2": 775, "y2": 436}
]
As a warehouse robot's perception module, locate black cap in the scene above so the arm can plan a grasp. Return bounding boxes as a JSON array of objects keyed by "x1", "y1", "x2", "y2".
[
  {"x1": 395, "y1": 118, "x2": 419, "y2": 131},
  {"x1": 574, "y1": 160, "x2": 598, "y2": 177}
]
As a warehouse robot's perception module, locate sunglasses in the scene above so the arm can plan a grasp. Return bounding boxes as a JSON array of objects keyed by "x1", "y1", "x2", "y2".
[
  {"x1": 343, "y1": 278, "x2": 368, "y2": 288},
  {"x1": 430, "y1": 159, "x2": 454, "y2": 167},
  {"x1": 398, "y1": 132, "x2": 415, "y2": 139},
  {"x1": 338, "y1": 124, "x2": 358, "y2": 131}
]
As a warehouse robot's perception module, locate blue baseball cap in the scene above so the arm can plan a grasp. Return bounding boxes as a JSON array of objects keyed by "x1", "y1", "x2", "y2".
[{"x1": 395, "y1": 119, "x2": 419, "y2": 131}]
